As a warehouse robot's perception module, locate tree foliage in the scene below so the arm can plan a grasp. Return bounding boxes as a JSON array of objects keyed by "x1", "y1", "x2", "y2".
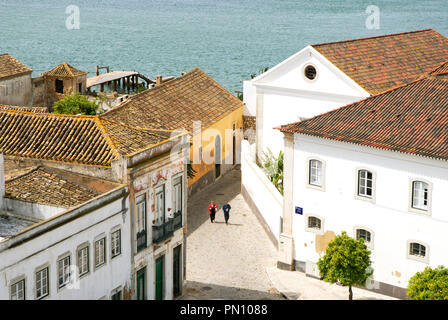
[
  {"x1": 260, "y1": 148, "x2": 283, "y2": 194},
  {"x1": 317, "y1": 231, "x2": 373, "y2": 300},
  {"x1": 53, "y1": 93, "x2": 99, "y2": 115},
  {"x1": 407, "y1": 266, "x2": 448, "y2": 300}
]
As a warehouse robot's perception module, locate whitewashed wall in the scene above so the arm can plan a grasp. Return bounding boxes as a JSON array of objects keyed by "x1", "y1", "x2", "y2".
[
  {"x1": 241, "y1": 140, "x2": 282, "y2": 242},
  {"x1": 291, "y1": 134, "x2": 448, "y2": 289},
  {"x1": 0, "y1": 190, "x2": 130, "y2": 300}
]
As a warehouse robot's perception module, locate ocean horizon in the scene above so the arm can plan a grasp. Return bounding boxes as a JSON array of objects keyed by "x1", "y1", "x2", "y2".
[{"x1": 0, "y1": 0, "x2": 447, "y2": 93}]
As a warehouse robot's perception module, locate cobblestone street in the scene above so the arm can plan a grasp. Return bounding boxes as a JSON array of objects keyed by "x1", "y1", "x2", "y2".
[{"x1": 182, "y1": 168, "x2": 285, "y2": 300}]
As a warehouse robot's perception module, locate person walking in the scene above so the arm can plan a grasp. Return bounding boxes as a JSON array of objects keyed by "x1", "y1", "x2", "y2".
[
  {"x1": 208, "y1": 200, "x2": 218, "y2": 223},
  {"x1": 222, "y1": 203, "x2": 231, "y2": 225}
]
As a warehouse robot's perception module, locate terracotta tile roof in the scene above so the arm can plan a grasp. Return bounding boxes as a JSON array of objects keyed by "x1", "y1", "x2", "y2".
[
  {"x1": 279, "y1": 75, "x2": 448, "y2": 161},
  {"x1": 0, "y1": 104, "x2": 49, "y2": 113},
  {"x1": 430, "y1": 60, "x2": 448, "y2": 75},
  {"x1": 102, "y1": 67, "x2": 243, "y2": 134},
  {"x1": 41, "y1": 62, "x2": 88, "y2": 78},
  {"x1": 312, "y1": 29, "x2": 448, "y2": 95},
  {"x1": 0, "y1": 53, "x2": 32, "y2": 79},
  {"x1": 4, "y1": 166, "x2": 121, "y2": 208},
  {"x1": 0, "y1": 110, "x2": 181, "y2": 166}
]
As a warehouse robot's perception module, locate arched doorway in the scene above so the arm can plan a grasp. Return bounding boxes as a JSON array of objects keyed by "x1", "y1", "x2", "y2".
[{"x1": 215, "y1": 134, "x2": 221, "y2": 179}]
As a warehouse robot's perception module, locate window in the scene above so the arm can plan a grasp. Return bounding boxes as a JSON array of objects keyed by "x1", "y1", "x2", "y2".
[
  {"x1": 309, "y1": 159, "x2": 322, "y2": 186},
  {"x1": 409, "y1": 242, "x2": 426, "y2": 258},
  {"x1": 36, "y1": 267, "x2": 49, "y2": 299},
  {"x1": 58, "y1": 256, "x2": 71, "y2": 288},
  {"x1": 356, "y1": 229, "x2": 371, "y2": 243},
  {"x1": 95, "y1": 237, "x2": 106, "y2": 267},
  {"x1": 136, "y1": 194, "x2": 147, "y2": 251},
  {"x1": 77, "y1": 245, "x2": 89, "y2": 276},
  {"x1": 412, "y1": 181, "x2": 429, "y2": 211},
  {"x1": 78, "y1": 82, "x2": 82, "y2": 93},
  {"x1": 308, "y1": 216, "x2": 321, "y2": 230},
  {"x1": 55, "y1": 79, "x2": 64, "y2": 93},
  {"x1": 111, "y1": 229, "x2": 121, "y2": 258},
  {"x1": 173, "y1": 177, "x2": 182, "y2": 214},
  {"x1": 10, "y1": 279, "x2": 25, "y2": 300},
  {"x1": 304, "y1": 65, "x2": 317, "y2": 80},
  {"x1": 358, "y1": 170, "x2": 373, "y2": 197},
  {"x1": 155, "y1": 185, "x2": 166, "y2": 226}
]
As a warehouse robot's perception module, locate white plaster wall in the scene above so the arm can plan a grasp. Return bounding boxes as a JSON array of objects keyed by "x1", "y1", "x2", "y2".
[
  {"x1": 0, "y1": 74, "x2": 33, "y2": 107},
  {"x1": 0, "y1": 195, "x2": 131, "y2": 300},
  {"x1": 252, "y1": 46, "x2": 369, "y2": 157},
  {"x1": 243, "y1": 80, "x2": 256, "y2": 116},
  {"x1": 5, "y1": 198, "x2": 63, "y2": 220},
  {"x1": 291, "y1": 134, "x2": 448, "y2": 289},
  {"x1": 241, "y1": 141, "x2": 282, "y2": 241}
]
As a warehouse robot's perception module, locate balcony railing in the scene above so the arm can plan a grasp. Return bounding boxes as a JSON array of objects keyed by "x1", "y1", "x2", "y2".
[
  {"x1": 173, "y1": 211, "x2": 182, "y2": 231},
  {"x1": 136, "y1": 230, "x2": 147, "y2": 251},
  {"x1": 152, "y1": 218, "x2": 174, "y2": 244}
]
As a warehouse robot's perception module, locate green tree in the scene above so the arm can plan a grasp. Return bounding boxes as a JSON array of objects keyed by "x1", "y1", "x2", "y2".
[
  {"x1": 317, "y1": 231, "x2": 373, "y2": 300},
  {"x1": 53, "y1": 93, "x2": 99, "y2": 115},
  {"x1": 407, "y1": 266, "x2": 448, "y2": 300},
  {"x1": 260, "y1": 148, "x2": 283, "y2": 194}
]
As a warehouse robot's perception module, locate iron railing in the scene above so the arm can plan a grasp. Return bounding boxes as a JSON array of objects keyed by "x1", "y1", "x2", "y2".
[
  {"x1": 136, "y1": 230, "x2": 147, "y2": 251},
  {"x1": 173, "y1": 211, "x2": 182, "y2": 231},
  {"x1": 152, "y1": 218, "x2": 174, "y2": 244}
]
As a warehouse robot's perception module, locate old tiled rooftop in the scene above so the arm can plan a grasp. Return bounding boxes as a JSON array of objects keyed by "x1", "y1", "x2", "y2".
[
  {"x1": 312, "y1": 29, "x2": 448, "y2": 95},
  {"x1": 41, "y1": 62, "x2": 88, "y2": 78},
  {"x1": 4, "y1": 166, "x2": 120, "y2": 208},
  {"x1": 0, "y1": 53, "x2": 32, "y2": 79},
  {"x1": 0, "y1": 104, "x2": 49, "y2": 113},
  {"x1": 0, "y1": 109, "x2": 182, "y2": 166},
  {"x1": 102, "y1": 67, "x2": 243, "y2": 134},
  {"x1": 279, "y1": 74, "x2": 448, "y2": 161}
]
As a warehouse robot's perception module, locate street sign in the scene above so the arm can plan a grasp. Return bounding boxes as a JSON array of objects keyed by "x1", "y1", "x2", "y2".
[{"x1": 295, "y1": 206, "x2": 303, "y2": 215}]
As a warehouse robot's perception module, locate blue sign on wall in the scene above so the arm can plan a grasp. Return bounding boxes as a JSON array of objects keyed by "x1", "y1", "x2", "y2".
[{"x1": 295, "y1": 206, "x2": 303, "y2": 215}]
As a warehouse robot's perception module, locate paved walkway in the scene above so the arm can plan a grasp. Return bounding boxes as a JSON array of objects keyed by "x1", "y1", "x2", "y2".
[
  {"x1": 182, "y1": 167, "x2": 396, "y2": 300},
  {"x1": 266, "y1": 267, "x2": 397, "y2": 300},
  {"x1": 182, "y1": 168, "x2": 285, "y2": 300}
]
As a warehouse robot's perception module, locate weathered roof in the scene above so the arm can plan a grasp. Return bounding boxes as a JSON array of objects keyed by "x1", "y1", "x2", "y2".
[
  {"x1": 430, "y1": 60, "x2": 448, "y2": 76},
  {"x1": 0, "y1": 109, "x2": 181, "y2": 166},
  {"x1": 102, "y1": 67, "x2": 243, "y2": 134},
  {"x1": 0, "y1": 104, "x2": 49, "y2": 113},
  {"x1": 312, "y1": 29, "x2": 448, "y2": 95},
  {"x1": 41, "y1": 62, "x2": 88, "y2": 78},
  {"x1": 0, "y1": 53, "x2": 32, "y2": 79},
  {"x1": 4, "y1": 166, "x2": 120, "y2": 208},
  {"x1": 279, "y1": 74, "x2": 448, "y2": 161}
]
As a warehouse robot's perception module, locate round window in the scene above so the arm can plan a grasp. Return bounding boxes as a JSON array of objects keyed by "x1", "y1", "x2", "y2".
[{"x1": 304, "y1": 65, "x2": 317, "y2": 80}]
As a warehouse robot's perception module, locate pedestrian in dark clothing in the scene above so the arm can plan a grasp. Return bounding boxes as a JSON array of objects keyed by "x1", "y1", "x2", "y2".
[
  {"x1": 208, "y1": 201, "x2": 218, "y2": 223},
  {"x1": 222, "y1": 203, "x2": 231, "y2": 225}
]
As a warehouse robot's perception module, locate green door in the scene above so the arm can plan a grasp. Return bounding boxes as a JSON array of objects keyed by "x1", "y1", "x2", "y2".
[
  {"x1": 136, "y1": 267, "x2": 146, "y2": 300},
  {"x1": 155, "y1": 256, "x2": 164, "y2": 300},
  {"x1": 173, "y1": 245, "x2": 182, "y2": 298}
]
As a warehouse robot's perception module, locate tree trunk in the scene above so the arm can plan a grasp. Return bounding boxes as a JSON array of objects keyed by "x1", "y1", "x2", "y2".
[{"x1": 349, "y1": 285, "x2": 353, "y2": 300}]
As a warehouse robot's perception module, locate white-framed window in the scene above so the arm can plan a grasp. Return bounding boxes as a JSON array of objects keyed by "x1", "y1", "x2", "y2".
[
  {"x1": 36, "y1": 267, "x2": 49, "y2": 299},
  {"x1": 155, "y1": 184, "x2": 166, "y2": 225},
  {"x1": 309, "y1": 159, "x2": 322, "y2": 186},
  {"x1": 409, "y1": 242, "x2": 426, "y2": 257},
  {"x1": 136, "y1": 194, "x2": 146, "y2": 234},
  {"x1": 58, "y1": 255, "x2": 71, "y2": 288},
  {"x1": 407, "y1": 240, "x2": 429, "y2": 263},
  {"x1": 358, "y1": 169, "x2": 373, "y2": 197},
  {"x1": 356, "y1": 229, "x2": 371, "y2": 243},
  {"x1": 95, "y1": 237, "x2": 106, "y2": 268},
  {"x1": 412, "y1": 181, "x2": 429, "y2": 211},
  {"x1": 10, "y1": 278, "x2": 25, "y2": 300},
  {"x1": 303, "y1": 64, "x2": 318, "y2": 81},
  {"x1": 308, "y1": 216, "x2": 321, "y2": 229},
  {"x1": 173, "y1": 176, "x2": 182, "y2": 214},
  {"x1": 77, "y1": 245, "x2": 89, "y2": 276},
  {"x1": 111, "y1": 229, "x2": 121, "y2": 258}
]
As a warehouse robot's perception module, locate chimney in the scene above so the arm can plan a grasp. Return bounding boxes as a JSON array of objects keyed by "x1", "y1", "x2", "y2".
[
  {"x1": 0, "y1": 154, "x2": 4, "y2": 211},
  {"x1": 156, "y1": 75, "x2": 163, "y2": 86}
]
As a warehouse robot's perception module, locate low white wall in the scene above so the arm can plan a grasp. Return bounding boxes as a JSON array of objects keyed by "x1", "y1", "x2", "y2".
[{"x1": 241, "y1": 140, "x2": 282, "y2": 242}]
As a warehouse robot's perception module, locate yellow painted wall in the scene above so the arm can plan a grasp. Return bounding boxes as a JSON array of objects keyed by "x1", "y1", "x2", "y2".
[{"x1": 188, "y1": 106, "x2": 243, "y2": 187}]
